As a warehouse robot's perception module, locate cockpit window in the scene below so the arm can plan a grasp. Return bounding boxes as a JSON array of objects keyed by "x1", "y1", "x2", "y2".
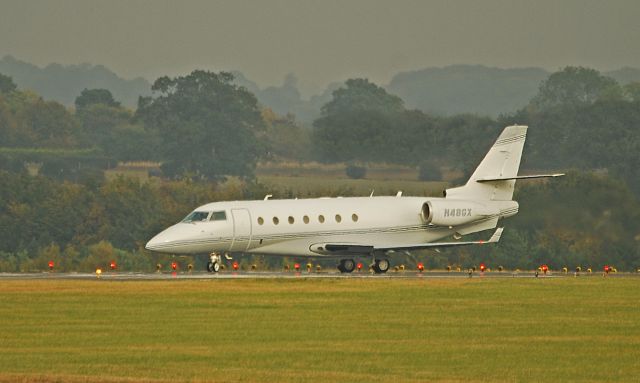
[
  {"x1": 210, "y1": 211, "x2": 227, "y2": 221},
  {"x1": 182, "y1": 211, "x2": 210, "y2": 223}
]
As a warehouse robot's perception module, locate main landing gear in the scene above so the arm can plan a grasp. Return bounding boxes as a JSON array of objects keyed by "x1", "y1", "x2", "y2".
[
  {"x1": 372, "y1": 258, "x2": 390, "y2": 274},
  {"x1": 207, "y1": 253, "x2": 220, "y2": 273},
  {"x1": 337, "y1": 257, "x2": 390, "y2": 274},
  {"x1": 337, "y1": 259, "x2": 356, "y2": 273}
]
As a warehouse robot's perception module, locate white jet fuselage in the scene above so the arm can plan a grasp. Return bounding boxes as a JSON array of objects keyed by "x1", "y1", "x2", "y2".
[{"x1": 145, "y1": 196, "x2": 517, "y2": 256}]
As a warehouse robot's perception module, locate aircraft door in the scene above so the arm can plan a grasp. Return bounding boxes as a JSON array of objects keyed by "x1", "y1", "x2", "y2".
[{"x1": 229, "y1": 208, "x2": 252, "y2": 252}]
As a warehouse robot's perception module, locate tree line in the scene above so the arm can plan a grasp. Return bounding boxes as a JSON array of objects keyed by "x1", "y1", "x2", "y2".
[{"x1": 1, "y1": 67, "x2": 640, "y2": 271}]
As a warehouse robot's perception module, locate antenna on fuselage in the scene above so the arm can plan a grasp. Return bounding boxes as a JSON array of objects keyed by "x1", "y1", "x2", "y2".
[
  {"x1": 264, "y1": 194, "x2": 272, "y2": 200},
  {"x1": 396, "y1": 191, "x2": 403, "y2": 197},
  {"x1": 369, "y1": 190, "x2": 374, "y2": 197}
]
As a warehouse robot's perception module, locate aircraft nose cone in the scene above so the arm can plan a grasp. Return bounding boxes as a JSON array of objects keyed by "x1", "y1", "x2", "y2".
[
  {"x1": 145, "y1": 228, "x2": 176, "y2": 252},
  {"x1": 145, "y1": 235, "x2": 162, "y2": 251}
]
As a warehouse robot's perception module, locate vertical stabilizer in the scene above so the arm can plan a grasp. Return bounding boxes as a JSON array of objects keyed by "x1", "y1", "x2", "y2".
[{"x1": 446, "y1": 125, "x2": 527, "y2": 201}]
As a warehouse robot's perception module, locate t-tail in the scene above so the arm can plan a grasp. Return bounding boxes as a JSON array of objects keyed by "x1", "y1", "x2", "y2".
[{"x1": 446, "y1": 125, "x2": 563, "y2": 201}]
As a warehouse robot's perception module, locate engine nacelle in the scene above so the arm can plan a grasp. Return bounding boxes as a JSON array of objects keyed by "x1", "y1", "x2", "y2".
[{"x1": 421, "y1": 200, "x2": 499, "y2": 227}]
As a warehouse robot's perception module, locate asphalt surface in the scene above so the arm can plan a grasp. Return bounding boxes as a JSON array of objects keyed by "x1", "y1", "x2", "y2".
[{"x1": 1, "y1": 271, "x2": 637, "y2": 280}]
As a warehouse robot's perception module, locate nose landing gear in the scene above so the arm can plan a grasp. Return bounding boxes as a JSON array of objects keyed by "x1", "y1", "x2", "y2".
[{"x1": 207, "y1": 253, "x2": 220, "y2": 273}]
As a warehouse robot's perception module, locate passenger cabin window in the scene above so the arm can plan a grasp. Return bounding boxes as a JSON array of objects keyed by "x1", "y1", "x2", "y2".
[
  {"x1": 335, "y1": 214, "x2": 342, "y2": 223},
  {"x1": 182, "y1": 211, "x2": 210, "y2": 223},
  {"x1": 303, "y1": 215, "x2": 310, "y2": 224},
  {"x1": 352, "y1": 213, "x2": 359, "y2": 222},
  {"x1": 318, "y1": 215, "x2": 325, "y2": 223},
  {"x1": 257, "y1": 217, "x2": 264, "y2": 225},
  {"x1": 210, "y1": 211, "x2": 227, "y2": 221},
  {"x1": 288, "y1": 216, "x2": 295, "y2": 224},
  {"x1": 273, "y1": 217, "x2": 280, "y2": 225}
]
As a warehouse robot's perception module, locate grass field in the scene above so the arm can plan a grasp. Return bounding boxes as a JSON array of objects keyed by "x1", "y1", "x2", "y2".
[{"x1": 1, "y1": 278, "x2": 639, "y2": 382}]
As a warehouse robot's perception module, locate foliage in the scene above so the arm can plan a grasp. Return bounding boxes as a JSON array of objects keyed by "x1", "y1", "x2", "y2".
[
  {"x1": 2, "y1": 66, "x2": 640, "y2": 271},
  {"x1": 624, "y1": 82, "x2": 640, "y2": 102},
  {"x1": 261, "y1": 109, "x2": 312, "y2": 161},
  {"x1": 136, "y1": 70, "x2": 265, "y2": 179},
  {"x1": 0, "y1": 72, "x2": 17, "y2": 94},
  {"x1": 0, "y1": 90, "x2": 79, "y2": 148},
  {"x1": 312, "y1": 79, "x2": 407, "y2": 162},
  {"x1": 74, "y1": 88, "x2": 121, "y2": 110},
  {"x1": 531, "y1": 66, "x2": 623, "y2": 110}
]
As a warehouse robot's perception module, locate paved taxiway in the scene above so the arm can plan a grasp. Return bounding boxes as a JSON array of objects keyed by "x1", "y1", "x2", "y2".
[{"x1": 1, "y1": 271, "x2": 637, "y2": 280}]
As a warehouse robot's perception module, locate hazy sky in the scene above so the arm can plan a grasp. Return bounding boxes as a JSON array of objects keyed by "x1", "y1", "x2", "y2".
[{"x1": 1, "y1": 0, "x2": 639, "y2": 96}]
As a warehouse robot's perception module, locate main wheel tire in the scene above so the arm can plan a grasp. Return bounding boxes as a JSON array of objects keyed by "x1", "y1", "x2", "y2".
[
  {"x1": 212, "y1": 262, "x2": 220, "y2": 273},
  {"x1": 374, "y1": 259, "x2": 390, "y2": 274},
  {"x1": 206, "y1": 261, "x2": 214, "y2": 273},
  {"x1": 338, "y1": 259, "x2": 356, "y2": 273},
  {"x1": 342, "y1": 259, "x2": 356, "y2": 273}
]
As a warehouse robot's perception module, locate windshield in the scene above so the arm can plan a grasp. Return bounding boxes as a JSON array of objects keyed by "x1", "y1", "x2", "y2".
[{"x1": 182, "y1": 211, "x2": 210, "y2": 223}]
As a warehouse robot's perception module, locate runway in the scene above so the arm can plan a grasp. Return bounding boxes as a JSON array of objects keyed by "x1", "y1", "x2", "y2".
[{"x1": 1, "y1": 270, "x2": 636, "y2": 280}]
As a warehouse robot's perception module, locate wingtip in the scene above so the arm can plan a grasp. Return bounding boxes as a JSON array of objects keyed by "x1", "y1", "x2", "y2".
[{"x1": 489, "y1": 227, "x2": 504, "y2": 243}]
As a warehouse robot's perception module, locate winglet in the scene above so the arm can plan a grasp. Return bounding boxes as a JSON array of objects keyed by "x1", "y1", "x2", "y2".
[{"x1": 487, "y1": 227, "x2": 504, "y2": 243}]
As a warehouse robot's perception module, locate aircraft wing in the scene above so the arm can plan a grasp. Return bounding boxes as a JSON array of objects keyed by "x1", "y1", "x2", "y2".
[
  {"x1": 374, "y1": 227, "x2": 504, "y2": 251},
  {"x1": 310, "y1": 228, "x2": 503, "y2": 255}
]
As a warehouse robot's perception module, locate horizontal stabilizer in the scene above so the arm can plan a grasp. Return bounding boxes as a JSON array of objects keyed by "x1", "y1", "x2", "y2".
[{"x1": 476, "y1": 174, "x2": 565, "y2": 183}]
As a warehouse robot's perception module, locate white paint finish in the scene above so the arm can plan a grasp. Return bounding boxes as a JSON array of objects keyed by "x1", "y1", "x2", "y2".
[{"x1": 230, "y1": 208, "x2": 252, "y2": 252}]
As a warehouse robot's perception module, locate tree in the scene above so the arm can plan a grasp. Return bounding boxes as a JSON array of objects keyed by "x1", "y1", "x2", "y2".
[
  {"x1": 13, "y1": 96, "x2": 79, "y2": 148},
  {"x1": 136, "y1": 70, "x2": 265, "y2": 179},
  {"x1": 261, "y1": 109, "x2": 311, "y2": 161},
  {"x1": 320, "y1": 78, "x2": 404, "y2": 116},
  {"x1": 531, "y1": 66, "x2": 622, "y2": 110},
  {"x1": 0, "y1": 73, "x2": 17, "y2": 94},
  {"x1": 624, "y1": 82, "x2": 640, "y2": 102},
  {"x1": 75, "y1": 88, "x2": 120, "y2": 110},
  {"x1": 312, "y1": 79, "x2": 407, "y2": 162}
]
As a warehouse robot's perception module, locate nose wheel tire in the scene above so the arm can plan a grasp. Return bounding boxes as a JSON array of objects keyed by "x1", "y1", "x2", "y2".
[
  {"x1": 373, "y1": 259, "x2": 390, "y2": 274},
  {"x1": 338, "y1": 259, "x2": 356, "y2": 273},
  {"x1": 207, "y1": 261, "x2": 220, "y2": 273}
]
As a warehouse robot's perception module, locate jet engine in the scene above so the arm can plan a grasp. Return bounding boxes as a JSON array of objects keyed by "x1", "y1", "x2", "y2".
[{"x1": 420, "y1": 200, "x2": 499, "y2": 227}]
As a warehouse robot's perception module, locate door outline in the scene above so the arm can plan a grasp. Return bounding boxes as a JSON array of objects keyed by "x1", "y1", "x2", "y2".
[{"x1": 230, "y1": 208, "x2": 252, "y2": 252}]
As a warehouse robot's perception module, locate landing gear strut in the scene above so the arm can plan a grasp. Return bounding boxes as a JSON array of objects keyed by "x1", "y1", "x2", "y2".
[
  {"x1": 207, "y1": 253, "x2": 220, "y2": 273},
  {"x1": 337, "y1": 259, "x2": 356, "y2": 273}
]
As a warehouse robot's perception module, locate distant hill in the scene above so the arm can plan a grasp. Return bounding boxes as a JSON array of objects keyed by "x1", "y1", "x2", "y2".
[
  {"x1": 0, "y1": 55, "x2": 151, "y2": 108},
  {"x1": 233, "y1": 72, "x2": 339, "y2": 125},
  {"x1": 2, "y1": 56, "x2": 638, "y2": 119},
  {"x1": 386, "y1": 65, "x2": 550, "y2": 116},
  {"x1": 604, "y1": 67, "x2": 640, "y2": 85}
]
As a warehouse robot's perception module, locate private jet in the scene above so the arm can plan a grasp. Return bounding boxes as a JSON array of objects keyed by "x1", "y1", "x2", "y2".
[{"x1": 145, "y1": 125, "x2": 563, "y2": 273}]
